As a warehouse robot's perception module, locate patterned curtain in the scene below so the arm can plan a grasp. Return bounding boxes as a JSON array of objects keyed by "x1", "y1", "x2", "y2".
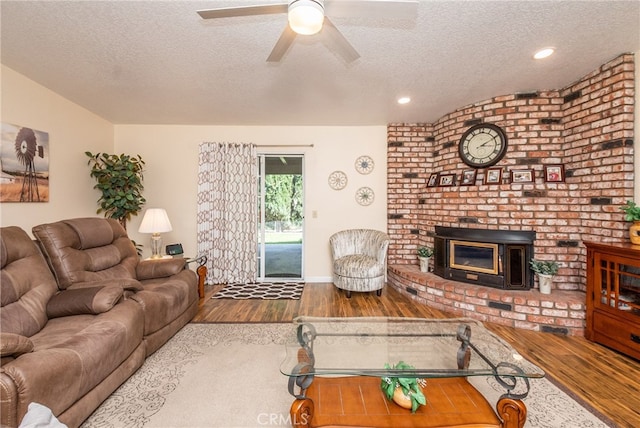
[{"x1": 197, "y1": 142, "x2": 258, "y2": 284}]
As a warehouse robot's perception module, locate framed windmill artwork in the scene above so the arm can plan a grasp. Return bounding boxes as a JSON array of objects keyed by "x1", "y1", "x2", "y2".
[{"x1": 1, "y1": 123, "x2": 50, "y2": 202}]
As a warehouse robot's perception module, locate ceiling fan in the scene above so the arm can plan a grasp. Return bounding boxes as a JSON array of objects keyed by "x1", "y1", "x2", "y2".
[{"x1": 197, "y1": 0, "x2": 418, "y2": 63}]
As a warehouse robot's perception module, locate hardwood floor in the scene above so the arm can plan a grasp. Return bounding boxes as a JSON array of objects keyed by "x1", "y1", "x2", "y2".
[{"x1": 194, "y1": 282, "x2": 640, "y2": 427}]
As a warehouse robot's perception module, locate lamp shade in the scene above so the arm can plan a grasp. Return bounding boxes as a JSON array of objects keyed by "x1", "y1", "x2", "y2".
[
  {"x1": 138, "y1": 208, "x2": 173, "y2": 234},
  {"x1": 288, "y1": 0, "x2": 324, "y2": 35}
]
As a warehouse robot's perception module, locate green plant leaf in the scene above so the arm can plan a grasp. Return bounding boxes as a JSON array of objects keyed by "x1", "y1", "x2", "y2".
[
  {"x1": 417, "y1": 246, "x2": 434, "y2": 257},
  {"x1": 86, "y1": 151, "x2": 145, "y2": 226},
  {"x1": 620, "y1": 200, "x2": 640, "y2": 222},
  {"x1": 530, "y1": 259, "x2": 559, "y2": 275},
  {"x1": 380, "y1": 361, "x2": 426, "y2": 412}
]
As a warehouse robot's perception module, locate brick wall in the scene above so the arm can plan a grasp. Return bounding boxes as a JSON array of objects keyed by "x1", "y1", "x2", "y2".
[
  {"x1": 387, "y1": 53, "x2": 635, "y2": 293},
  {"x1": 388, "y1": 265, "x2": 586, "y2": 335}
]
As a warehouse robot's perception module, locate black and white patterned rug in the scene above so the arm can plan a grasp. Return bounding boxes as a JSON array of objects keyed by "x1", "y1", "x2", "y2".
[{"x1": 211, "y1": 281, "x2": 305, "y2": 300}]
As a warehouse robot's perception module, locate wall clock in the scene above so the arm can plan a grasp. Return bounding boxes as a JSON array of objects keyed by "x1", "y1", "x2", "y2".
[
  {"x1": 355, "y1": 155, "x2": 374, "y2": 174},
  {"x1": 355, "y1": 187, "x2": 374, "y2": 206},
  {"x1": 458, "y1": 123, "x2": 508, "y2": 168},
  {"x1": 328, "y1": 170, "x2": 348, "y2": 190}
]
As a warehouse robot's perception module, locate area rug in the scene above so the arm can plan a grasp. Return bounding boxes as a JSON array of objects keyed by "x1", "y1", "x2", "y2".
[
  {"x1": 211, "y1": 281, "x2": 304, "y2": 300},
  {"x1": 81, "y1": 322, "x2": 613, "y2": 428}
]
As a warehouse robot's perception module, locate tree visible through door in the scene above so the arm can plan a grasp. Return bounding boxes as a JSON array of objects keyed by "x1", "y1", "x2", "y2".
[{"x1": 258, "y1": 155, "x2": 303, "y2": 279}]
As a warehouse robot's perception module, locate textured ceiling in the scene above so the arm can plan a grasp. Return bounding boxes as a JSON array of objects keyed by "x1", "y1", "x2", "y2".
[{"x1": 1, "y1": 1, "x2": 639, "y2": 126}]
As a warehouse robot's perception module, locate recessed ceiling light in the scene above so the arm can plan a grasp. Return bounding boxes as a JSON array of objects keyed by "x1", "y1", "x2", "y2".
[
  {"x1": 397, "y1": 97, "x2": 411, "y2": 105},
  {"x1": 533, "y1": 48, "x2": 555, "y2": 60}
]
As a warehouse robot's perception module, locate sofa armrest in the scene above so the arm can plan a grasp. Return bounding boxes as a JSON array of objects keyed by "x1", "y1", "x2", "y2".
[
  {"x1": 67, "y1": 278, "x2": 143, "y2": 292},
  {"x1": 46, "y1": 286, "x2": 124, "y2": 318},
  {"x1": 136, "y1": 258, "x2": 186, "y2": 280},
  {"x1": 1, "y1": 333, "x2": 34, "y2": 358}
]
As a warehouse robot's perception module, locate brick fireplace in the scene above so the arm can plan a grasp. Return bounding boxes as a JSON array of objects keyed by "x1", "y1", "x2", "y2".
[{"x1": 385, "y1": 53, "x2": 635, "y2": 335}]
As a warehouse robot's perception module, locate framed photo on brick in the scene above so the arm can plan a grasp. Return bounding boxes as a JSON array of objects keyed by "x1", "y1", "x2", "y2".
[
  {"x1": 511, "y1": 168, "x2": 535, "y2": 183},
  {"x1": 427, "y1": 172, "x2": 439, "y2": 187},
  {"x1": 439, "y1": 173, "x2": 456, "y2": 187},
  {"x1": 544, "y1": 164, "x2": 565, "y2": 183},
  {"x1": 484, "y1": 167, "x2": 503, "y2": 185},
  {"x1": 461, "y1": 169, "x2": 477, "y2": 186}
]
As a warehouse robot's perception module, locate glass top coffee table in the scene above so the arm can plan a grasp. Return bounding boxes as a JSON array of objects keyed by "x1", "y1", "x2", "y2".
[{"x1": 280, "y1": 317, "x2": 545, "y2": 428}]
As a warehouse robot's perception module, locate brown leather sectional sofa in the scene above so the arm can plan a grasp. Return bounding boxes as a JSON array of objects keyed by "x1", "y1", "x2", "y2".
[{"x1": 0, "y1": 218, "x2": 200, "y2": 427}]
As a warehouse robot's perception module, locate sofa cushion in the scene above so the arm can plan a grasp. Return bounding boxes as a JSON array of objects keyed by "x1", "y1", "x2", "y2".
[
  {"x1": 33, "y1": 218, "x2": 138, "y2": 289},
  {"x1": 66, "y1": 217, "x2": 116, "y2": 249},
  {"x1": 46, "y1": 286, "x2": 124, "y2": 318},
  {"x1": 0, "y1": 227, "x2": 58, "y2": 337},
  {"x1": 1, "y1": 300, "x2": 144, "y2": 420},
  {"x1": 334, "y1": 255, "x2": 385, "y2": 278},
  {"x1": 134, "y1": 270, "x2": 198, "y2": 335},
  {"x1": 0, "y1": 333, "x2": 34, "y2": 358}
]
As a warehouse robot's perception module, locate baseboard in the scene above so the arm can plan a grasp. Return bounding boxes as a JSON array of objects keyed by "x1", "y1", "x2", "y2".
[{"x1": 303, "y1": 276, "x2": 333, "y2": 283}]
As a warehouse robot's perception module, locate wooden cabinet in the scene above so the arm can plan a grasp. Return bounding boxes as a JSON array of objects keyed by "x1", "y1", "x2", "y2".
[{"x1": 585, "y1": 241, "x2": 640, "y2": 360}]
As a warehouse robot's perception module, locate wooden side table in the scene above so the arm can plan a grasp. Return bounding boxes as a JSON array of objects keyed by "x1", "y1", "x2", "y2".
[{"x1": 186, "y1": 255, "x2": 207, "y2": 299}]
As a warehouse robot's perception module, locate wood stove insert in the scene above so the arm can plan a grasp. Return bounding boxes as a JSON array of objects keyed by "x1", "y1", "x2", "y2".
[{"x1": 434, "y1": 226, "x2": 536, "y2": 290}]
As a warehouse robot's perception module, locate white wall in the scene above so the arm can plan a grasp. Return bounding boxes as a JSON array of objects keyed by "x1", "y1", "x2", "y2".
[
  {"x1": 0, "y1": 65, "x2": 114, "y2": 234},
  {"x1": 114, "y1": 125, "x2": 388, "y2": 281}
]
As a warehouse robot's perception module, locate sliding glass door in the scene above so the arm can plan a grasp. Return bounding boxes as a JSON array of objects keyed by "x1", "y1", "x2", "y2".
[{"x1": 257, "y1": 155, "x2": 304, "y2": 280}]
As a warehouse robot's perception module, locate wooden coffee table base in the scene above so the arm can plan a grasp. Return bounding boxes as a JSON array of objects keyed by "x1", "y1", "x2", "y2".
[{"x1": 290, "y1": 376, "x2": 526, "y2": 428}]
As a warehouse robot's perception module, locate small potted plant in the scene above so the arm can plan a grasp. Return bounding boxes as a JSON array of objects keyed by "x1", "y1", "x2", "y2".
[
  {"x1": 380, "y1": 361, "x2": 427, "y2": 413},
  {"x1": 417, "y1": 246, "x2": 434, "y2": 273},
  {"x1": 620, "y1": 200, "x2": 640, "y2": 244},
  {"x1": 529, "y1": 259, "x2": 559, "y2": 294}
]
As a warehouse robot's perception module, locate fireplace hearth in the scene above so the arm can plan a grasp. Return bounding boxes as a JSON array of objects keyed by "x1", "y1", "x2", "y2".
[{"x1": 433, "y1": 226, "x2": 536, "y2": 290}]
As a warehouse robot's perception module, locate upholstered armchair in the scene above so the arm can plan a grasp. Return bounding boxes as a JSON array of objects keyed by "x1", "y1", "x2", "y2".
[{"x1": 329, "y1": 229, "x2": 390, "y2": 298}]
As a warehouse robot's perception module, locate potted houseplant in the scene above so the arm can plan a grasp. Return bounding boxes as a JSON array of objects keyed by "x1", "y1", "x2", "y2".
[
  {"x1": 86, "y1": 152, "x2": 146, "y2": 230},
  {"x1": 620, "y1": 200, "x2": 640, "y2": 244},
  {"x1": 529, "y1": 259, "x2": 559, "y2": 294},
  {"x1": 380, "y1": 361, "x2": 427, "y2": 413},
  {"x1": 417, "y1": 246, "x2": 434, "y2": 273}
]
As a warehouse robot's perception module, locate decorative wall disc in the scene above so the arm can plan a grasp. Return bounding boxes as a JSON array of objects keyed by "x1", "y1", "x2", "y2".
[
  {"x1": 355, "y1": 187, "x2": 375, "y2": 206},
  {"x1": 328, "y1": 170, "x2": 348, "y2": 190},
  {"x1": 355, "y1": 155, "x2": 374, "y2": 174}
]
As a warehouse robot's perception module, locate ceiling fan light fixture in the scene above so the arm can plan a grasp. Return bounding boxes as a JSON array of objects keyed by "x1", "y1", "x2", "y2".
[{"x1": 288, "y1": 0, "x2": 324, "y2": 35}]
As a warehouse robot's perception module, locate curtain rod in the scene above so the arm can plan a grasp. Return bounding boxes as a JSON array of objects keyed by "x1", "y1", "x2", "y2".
[{"x1": 257, "y1": 144, "x2": 314, "y2": 148}]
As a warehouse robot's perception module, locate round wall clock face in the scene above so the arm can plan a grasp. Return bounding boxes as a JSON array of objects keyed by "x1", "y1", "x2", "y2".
[{"x1": 458, "y1": 123, "x2": 508, "y2": 168}]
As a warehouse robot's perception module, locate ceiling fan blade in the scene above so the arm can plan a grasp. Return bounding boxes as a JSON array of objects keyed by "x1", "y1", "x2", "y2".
[
  {"x1": 322, "y1": 18, "x2": 360, "y2": 64},
  {"x1": 267, "y1": 25, "x2": 297, "y2": 62},
  {"x1": 324, "y1": 0, "x2": 418, "y2": 19},
  {"x1": 197, "y1": 4, "x2": 288, "y2": 19}
]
